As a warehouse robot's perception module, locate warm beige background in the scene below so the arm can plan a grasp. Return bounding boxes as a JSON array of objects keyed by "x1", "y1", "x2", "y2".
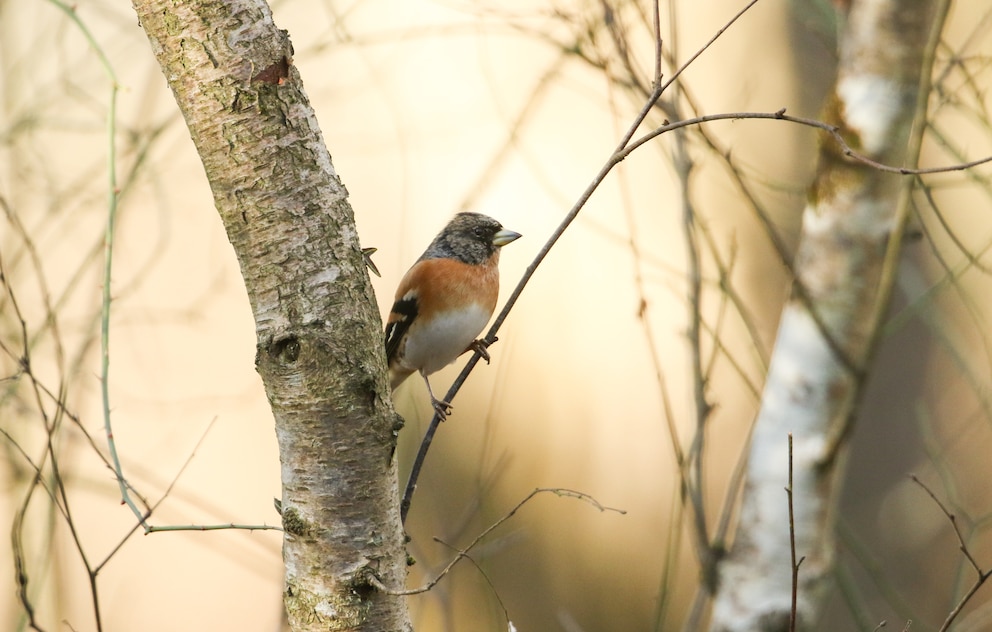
[{"x1": 2, "y1": 1, "x2": 991, "y2": 631}]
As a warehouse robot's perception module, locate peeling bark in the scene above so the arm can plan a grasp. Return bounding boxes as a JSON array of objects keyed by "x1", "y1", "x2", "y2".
[
  {"x1": 710, "y1": 1, "x2": 942, "y2": 630},
  {"x1": 131, "y1": 1, "x2": 411, "y2": 630}
]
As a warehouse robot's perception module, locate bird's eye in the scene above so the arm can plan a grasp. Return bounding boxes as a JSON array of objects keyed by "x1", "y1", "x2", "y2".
[{"x1": 473, "y1": 226, "x2": 486, "y2": 238}]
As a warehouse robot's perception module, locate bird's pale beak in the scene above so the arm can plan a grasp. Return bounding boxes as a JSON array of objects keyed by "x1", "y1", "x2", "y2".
[{"x1": 492, "y1": 229, "x2": 522, "y2": 247}]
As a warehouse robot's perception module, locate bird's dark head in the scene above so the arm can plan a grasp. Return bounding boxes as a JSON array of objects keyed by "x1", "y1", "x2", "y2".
[{"x1": 421, "y1": 212, "x2": 521, "y2": 265}]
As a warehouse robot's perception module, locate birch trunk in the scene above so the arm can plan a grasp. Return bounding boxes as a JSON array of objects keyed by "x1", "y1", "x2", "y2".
[
  {"x1": 710, "y1": 0, "x2": 942, "y2": 629},
  {"x1": 131, "y1": 1, "x2": 411, "y2": 630}
]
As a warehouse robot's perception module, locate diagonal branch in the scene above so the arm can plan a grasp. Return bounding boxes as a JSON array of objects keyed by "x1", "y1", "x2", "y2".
[{"x1": 401, "y1": 0, "x2": 765, "y2": 525}]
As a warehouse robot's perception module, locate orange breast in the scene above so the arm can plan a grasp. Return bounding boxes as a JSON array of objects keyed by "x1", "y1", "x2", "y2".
[
  {"x1": 396, "y1": 255, "x2": 500, "y2": 320},
  {"x1": 387, "y1": 254, "x2": 501, "y2": 381}
]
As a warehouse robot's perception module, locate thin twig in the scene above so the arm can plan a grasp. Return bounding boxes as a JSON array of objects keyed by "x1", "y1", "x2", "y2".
[
  {"x1": 910, "y1": 475, "x2": 992, "y2": 632},
  {"x1": 619, "y1": 109, "x2": 992, "y2": 176},
  {"x1": 916, "y1": 177, "x2": 992, "y2": 274},
  {"x1": 93, "y1": 416, "x2": 269, "y2": 573},
  {"x1": 46, "y1": 0, "x2": 146, "y2": 528},
  {"x1": 432, "y1": 536, "x2": 512, "y2": 627},
  {"x1": 391, "y1": 488, "x2": 624, "y2": 594},
  {"x1": 786, "y1": 434, "x2": 805, "y2": 632},
  {"x1": 658, "y1": 0, "x2": 762, "y2": 97},
  {"x1": 910, "y1": 475, "x2": 984, "y2": 575},
  {"x1": 3, "y1": 247, "x2": 64, "y2": 632},
  {"x1": 145, "y1": 523, "x2": 282, "y2": 533},
  {"x1": 666, "y1": 13, "x2": 717, "y2": 593}
]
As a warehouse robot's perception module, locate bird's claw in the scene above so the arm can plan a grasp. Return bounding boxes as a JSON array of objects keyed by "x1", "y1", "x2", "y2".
[
  {"x1": 469, "y1": 338, "x2": 495, "y2": 364},
  {"x1": 431, "y1": 397, "x2": 452, "y2": 421}
]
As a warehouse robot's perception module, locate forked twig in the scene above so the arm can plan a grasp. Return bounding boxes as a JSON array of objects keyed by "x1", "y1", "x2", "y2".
[
  {"x1": 385, "y1": 488, "x2": 624, "y2": 594},
  {"x1": 910, "y1": 475, "x2": 991, "y2": 632}
]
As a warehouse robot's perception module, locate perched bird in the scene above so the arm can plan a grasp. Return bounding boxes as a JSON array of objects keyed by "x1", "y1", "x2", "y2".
[{"x1": 385, "y1": 212, "x2": 521, "y2": 419}]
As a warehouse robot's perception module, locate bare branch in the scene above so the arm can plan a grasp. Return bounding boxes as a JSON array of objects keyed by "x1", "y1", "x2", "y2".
[
  {"x1": 401, "y1": 0, "x2": 767, "y2": 526},
  {"x1": 786, "y1": 434, "x2": 805, "y2": 632},
  {"x1": 910, "y1": 475, "x2": 984, "y2": 576},
  {"x1": 394, "y1": 488, "x2": 624, "y2": 595},
  {"x1": 618, "y1": 110, "x2": 992, "y2": 176},
  {"x1": 910, "y1": 475, "x2": 992, "y2": 632}
]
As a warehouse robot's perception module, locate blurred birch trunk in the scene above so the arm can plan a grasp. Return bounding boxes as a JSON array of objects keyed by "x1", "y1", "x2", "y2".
[
  {"x1": 131, "y1": 1, "x2": 412, "y2": 630},
  {"x1": 709, "y1": 0, "x2": 944, "y2": 629}
]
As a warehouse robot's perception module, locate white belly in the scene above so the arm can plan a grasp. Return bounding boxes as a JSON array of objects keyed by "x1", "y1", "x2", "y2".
[{"x1": 403, "y1": 305, "x2": 491, "y2": 376}]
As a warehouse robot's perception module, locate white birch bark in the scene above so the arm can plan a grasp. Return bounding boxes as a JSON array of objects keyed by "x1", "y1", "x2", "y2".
[
  {"x1": 709, "y1": 1, "x2": 942, "y2": 629},
  {"x1": 131, "y1": 1, "x2": 412, "y2": 630}
]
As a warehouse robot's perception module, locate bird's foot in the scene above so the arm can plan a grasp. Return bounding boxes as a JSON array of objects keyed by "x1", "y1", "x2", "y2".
[
  {"x1": 422, "y1": 372, "x2": 453, "y2": 420},
  {"x1": 468, "y1": 337, "x2": 497, "y2": 364},
  {"x1": 430, "y1": 396, "x2": 452, "y2": 421}
]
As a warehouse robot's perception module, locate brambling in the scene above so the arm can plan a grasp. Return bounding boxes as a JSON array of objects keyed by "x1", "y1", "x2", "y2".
[{"x1": 385, "y1": 212, "x2": 521, "y2": 419}]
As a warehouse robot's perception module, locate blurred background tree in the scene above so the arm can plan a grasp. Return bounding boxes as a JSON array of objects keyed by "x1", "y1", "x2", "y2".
[{"x1": 2, "y1": 0, "x2": 992, "y2": 631}]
